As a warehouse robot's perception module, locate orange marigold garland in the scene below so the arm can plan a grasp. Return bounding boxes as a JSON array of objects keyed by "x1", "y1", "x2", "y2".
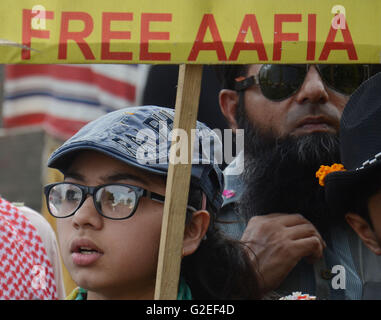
[{"x1": 316, "y1": 163, "x2": 346, "y2": 186}]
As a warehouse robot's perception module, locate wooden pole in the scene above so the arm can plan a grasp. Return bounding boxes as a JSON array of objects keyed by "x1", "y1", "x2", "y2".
[{"x1": 154, "y1": 64, "x2": 203, "y2": 300}]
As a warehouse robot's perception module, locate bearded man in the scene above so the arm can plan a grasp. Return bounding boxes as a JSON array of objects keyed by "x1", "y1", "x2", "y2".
[{"x1": 216, "y1": 64, "x2": 381, "y2": 299}]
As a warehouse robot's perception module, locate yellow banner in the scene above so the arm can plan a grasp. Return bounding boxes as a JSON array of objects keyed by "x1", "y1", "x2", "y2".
[{"x1": 0, "y1": 0, "x2": 380, "y2": 64}]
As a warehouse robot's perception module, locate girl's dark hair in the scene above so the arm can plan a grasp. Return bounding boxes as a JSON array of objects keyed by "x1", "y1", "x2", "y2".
[{"x1": 181, "y1": 186, "x2": 262, "y2": 299}]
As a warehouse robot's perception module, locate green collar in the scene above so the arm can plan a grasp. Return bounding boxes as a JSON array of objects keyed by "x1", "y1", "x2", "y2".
[
  {"x1": 76, "y1": 287, "x2": 88, "y2": 300},
  {"x1": 177, "y1": 277, "x2": 193, "y2": 300}
]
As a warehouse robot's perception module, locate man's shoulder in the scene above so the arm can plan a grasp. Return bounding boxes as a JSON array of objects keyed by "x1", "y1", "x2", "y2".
[
  {"x1": 16, "y1": 205, "x2": 56, "y2": 239},
  {"x1": 0, "y1": 197, "x2": 60, "y2": 299}
]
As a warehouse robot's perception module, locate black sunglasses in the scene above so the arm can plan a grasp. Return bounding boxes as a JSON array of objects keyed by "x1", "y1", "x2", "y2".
[
  {"x1": 44, "y1": 182, "x2": 196, "y2": 220},
  {"x1": 234, "y1": 64, "x2": 370, "y2": 101}
]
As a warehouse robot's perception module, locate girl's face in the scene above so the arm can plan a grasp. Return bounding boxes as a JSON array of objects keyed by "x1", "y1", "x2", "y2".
[{"x1": 57, "y1": 150, "x2": 166, "y2": 299}]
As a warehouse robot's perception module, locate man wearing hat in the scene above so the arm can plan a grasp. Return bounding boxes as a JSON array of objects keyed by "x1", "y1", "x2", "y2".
[{"x1": 321, "y1": 72, "x2": 381, "y2": 298}]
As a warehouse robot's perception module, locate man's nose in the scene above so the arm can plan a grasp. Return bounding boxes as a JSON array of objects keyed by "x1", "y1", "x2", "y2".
[
  {"x1": 294, "y1": 66, "x2": 329, "y2": 104},
  {"x1": 72, "y1": 196, "x2": 103, "y2": 230}
]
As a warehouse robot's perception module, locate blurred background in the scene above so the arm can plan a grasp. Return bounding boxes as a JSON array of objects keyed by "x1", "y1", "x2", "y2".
[{"x1": 0, "y1": 64, "x2": 45, "y2": 210}]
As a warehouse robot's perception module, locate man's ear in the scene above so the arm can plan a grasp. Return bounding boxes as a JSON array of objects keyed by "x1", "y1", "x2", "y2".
[
  {"x1": 219, "y1": 89, "x2": 240, "y2": 132},
  {"x1": 345, "y1": 213, "x2": 381, "y2": 255},
  {"x1": 182, "y1": 210, "x2": 210, "y2": 257}
]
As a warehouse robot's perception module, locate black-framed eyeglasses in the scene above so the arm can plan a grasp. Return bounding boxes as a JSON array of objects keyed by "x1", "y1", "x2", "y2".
[
  {"x1": 44, "y1": 182, "x2": 196, "y2": 220},
  {"x1": 234, "y1": 64, "x2": 370, "y2": 101}
]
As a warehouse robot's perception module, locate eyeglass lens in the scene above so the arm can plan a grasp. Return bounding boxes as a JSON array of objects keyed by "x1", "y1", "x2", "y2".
[
  {"x1": 258, "y1": 64, "x2": 367, "y2": 100},
  {"x1": 318, "y1": 64, "x2": 367, "y2": 95},
  {"x1": 95, "y1": 185, "x2": 137, "y2": 219},
  {"x1": 259, "y1": 64, "x2": 306, "y2": 101},
  {"x1": 48, "y1": 183, "x2": 138, "y2": 219}
]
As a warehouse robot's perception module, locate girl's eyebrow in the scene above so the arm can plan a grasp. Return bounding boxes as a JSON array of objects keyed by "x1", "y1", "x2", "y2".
[
  {"x1": 64, "y1": 172, "x2": 149, "y2": 186},
  {"x1": 100, "y1": 173, "x2": 149, "y2": 186},
  {"x1": 64, "y1": 172, "x2": 85, "y2": 181}
]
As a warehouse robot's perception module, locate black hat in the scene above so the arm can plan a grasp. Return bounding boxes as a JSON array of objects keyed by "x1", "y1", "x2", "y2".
[{"x1": 325, "y1": 72, "x2": 381, "y2": 215}]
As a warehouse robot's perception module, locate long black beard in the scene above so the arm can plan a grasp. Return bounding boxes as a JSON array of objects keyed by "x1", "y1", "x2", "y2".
[{"x1": 237, "y1": 105, "x2": 341, "y2": 233}]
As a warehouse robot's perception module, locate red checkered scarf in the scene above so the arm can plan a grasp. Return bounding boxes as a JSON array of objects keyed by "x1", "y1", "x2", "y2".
[{"x1": 0, "y1": 197, "x2": 57, "y2": 299}]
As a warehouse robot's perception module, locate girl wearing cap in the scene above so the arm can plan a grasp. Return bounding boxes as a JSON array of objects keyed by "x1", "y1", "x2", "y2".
[{"x1": 45, "y1": 106, "x2": 262, "y2": 300}]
